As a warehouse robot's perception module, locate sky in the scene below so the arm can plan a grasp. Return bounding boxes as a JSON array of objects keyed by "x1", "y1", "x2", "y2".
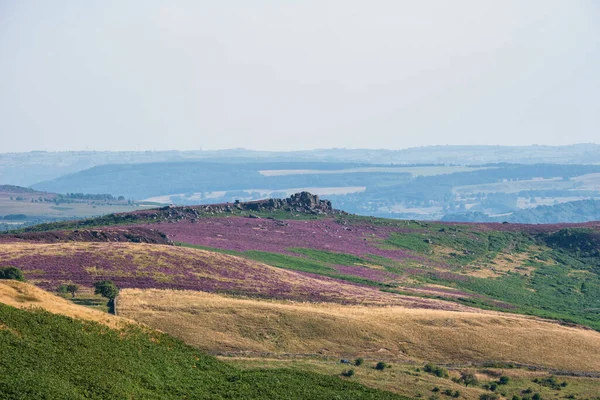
[{"x1": 0, "y1": 0, "x2": 598, "y2": 152}]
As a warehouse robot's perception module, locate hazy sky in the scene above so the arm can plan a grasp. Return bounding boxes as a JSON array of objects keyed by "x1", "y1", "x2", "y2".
[{"x1": 0, "y1": 1, "x2": 598, "y2": 152}]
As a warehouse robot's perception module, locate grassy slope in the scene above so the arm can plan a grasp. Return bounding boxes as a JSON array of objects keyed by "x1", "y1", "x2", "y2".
[
  {"x1": 0, "y1": 280, "x2": 124, "y2": 328},
  {"x1": 0, "y1": 282, "x2": 406, "y2": 400},
  {"x1": 228, "y1": 358, "x2": 600, "y2": 400},
  {"x1": 118, "y1": 288, "x2": 600, "y2": 372}
]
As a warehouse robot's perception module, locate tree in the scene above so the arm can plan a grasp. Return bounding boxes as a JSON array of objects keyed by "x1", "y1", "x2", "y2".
[
  {"x1": 354, "y1": 358, "x2": 364, "y2": 366},
  {"x1": 57, "y1": 284, "x2": 69, "y2": 295},
  {"x1": 94, "y1": 280, "x2": 119, "y2": 300},
  {"x1": 460, "y1": 371, "x2": 478, "y2": 387},
  {"x1": 66, "y1": 284, "x2": 79, "y2": 298},
  {"x1": 0, "y1": 266, "x2": 25, "y2": 281}
]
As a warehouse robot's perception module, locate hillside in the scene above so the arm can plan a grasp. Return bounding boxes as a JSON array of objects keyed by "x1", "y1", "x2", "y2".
[
  {"x1": 0, "y1": 241, "x2": 469, "y2": 309},
  {"x1": 0, "y1": 185, "x2": 151, "y2": 231},
  {"x1": 3, "y1": 195, "x2": 600, "y2": 397},
  {"x1": 5, "y1": 192, "x2": 600, "y2": 329},
  {"x1": 0, "y1": 283, "x2": 404, "y2": 399},
  {"x1": 0, "y1": 280, "x2": 125, "y2": 328},
  {"x1": 119, "y1": 288, "x2": 600, "y2": 372}
]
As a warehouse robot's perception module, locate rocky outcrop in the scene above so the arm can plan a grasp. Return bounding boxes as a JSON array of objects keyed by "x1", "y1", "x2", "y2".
[
  {"x1": 11, "y1": 192, "x2": 343, "y2": 235},
  {"x1": 241, "y1": 192, "x2": 334, "y2": 214},
  {"x1": 129, "y1": 192, "x2": 341, "y2": 222}
]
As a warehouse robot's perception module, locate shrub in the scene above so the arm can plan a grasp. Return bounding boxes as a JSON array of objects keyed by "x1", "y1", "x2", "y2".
[
  {"x1": 532, "y1": 394, "x2": 541, "y2": 400},
  {"x1": 498, "y1": 376, "x2": 510, "y2": 385},
  {"x1": 66, "y1": 284, "x2": 79, "y2": 298},
  {"x1": 354, "y1": 358, "x2": 364, "y2": 366},
  {"x1": 443, "y1": 389, "x2": 453, "y2": 396},
  {"x1": 0, "y1": 266, "x2": 25, "y2": 281},
  {"x1": 460, "y1": 371, "x2": 478, "y2": 387},
  {"x1": 341, "y1": 369, "x2": 355, "y2": 377},
  {"x1": 452, "y1": 391, "x2": 460, "y2": 398},
  {"x1": 432, "y1": 387, "x2": 440, "y2": 393},
  {"x1": 424, "y1": 363, "x2": 449, "y2": 378},
  {"x1": 512, "y1": 396, "x2": 522, "y2": 400},
  {"x1": 93, "y1": 280, "x2": 119, "y2": 300},
  {"x1": 375, "y1": 362, "x2": 387, "y2": 371},
  {"x1": 57, "y1": 284, "x2": 69, "y2": 295}
]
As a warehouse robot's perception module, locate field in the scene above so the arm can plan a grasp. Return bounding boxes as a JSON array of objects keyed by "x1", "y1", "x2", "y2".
[
  {"x1": 118, "y1": 288, "x2": 600, "y2": 372},
  {"x1": 0, "y1": 186, "x2": 153, "y2": 229},
  {"x1": 258, "y1": 166, "x2": 491, "y2": 177}
]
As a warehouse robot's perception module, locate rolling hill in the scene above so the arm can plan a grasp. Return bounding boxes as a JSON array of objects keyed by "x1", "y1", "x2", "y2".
[
  {"x1": 3, "y1": 193, "x2": 600, "y2": 398},
  {"x1": 118, "y1": 288, "x2": 600, "y2": 372}
]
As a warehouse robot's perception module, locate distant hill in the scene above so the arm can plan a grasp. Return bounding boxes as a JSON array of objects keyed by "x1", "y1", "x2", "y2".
[
  {"x1": 0, "y1": 185, "x2": 151, "y2": 231},
  {"x1": 443, "y1": 199, "x2": 600, "y2": 224},
  {"x1": 29, "y1": 161, "x2": 600, "y2": 222},
  {"x1": 3, "y1": 144, "x2": 600, "y2": 186}
]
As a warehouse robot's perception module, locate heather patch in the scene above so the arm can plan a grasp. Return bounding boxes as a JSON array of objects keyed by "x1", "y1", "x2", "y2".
[{"x1": 0, "y1": 242, "x2": 466, "y2": 309}]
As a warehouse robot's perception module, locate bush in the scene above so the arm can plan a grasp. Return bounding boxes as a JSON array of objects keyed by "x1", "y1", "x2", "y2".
[
  {"x1": 57, "y1": 284, "x2": 69, "y2": 295},
  {"x1": 354, "y1": 358, "x2": 364, "y2": 366},
  {"x1": 512, "y1": 396, "x2": 521, "y2": 400},
  {"x1": 532, "y1": 394, "x2": 541, "y2": 400},
  {"x1": 93, "y1": 280, "x2": 119, "y2": 299},
  {"x1": 432, "y1": 387, "x2": 440, "y2": 393},
  {"x1": 424, "y1": 363, "x2": 449, "y2": 378},
  {"x1": 443, "y1": 389, "x2": 453, "y2": 396},
  {"x1": 452, "y1": 391, "x2": 460, "y2": 398},
  {"x1": 341, "y1": 369, "x2": 355, "y2": 377},
  {"x1": 0, "y1": 266, "x2": 25, "y2": 281},
  {"x1": 460, "y1": 371, "x2": 478, "y2": 387},
  {"x1": 375, "y1": 362, "x2": 387, "y2": 371},
  {"x1": 498, "y1": 376, "x2": 510, "y2": 385},
  {"x1": 66, "y1": 284, "x2": 79, "y2": 298}
]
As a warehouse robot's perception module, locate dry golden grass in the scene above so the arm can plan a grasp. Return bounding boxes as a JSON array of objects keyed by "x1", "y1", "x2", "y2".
[
  {"x1": 119, "y1": 288, "x2": 600, "y2": 372},
  {"x1": 0, "y1": 280, "x2": 131, "y2": 329}
]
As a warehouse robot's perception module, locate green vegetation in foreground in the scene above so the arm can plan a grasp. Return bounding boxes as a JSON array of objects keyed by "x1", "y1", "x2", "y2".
[
  {"x1": 0, "y1": 304, "x2": 407, "y2": 400},
  {"x1": 178, "y1": 243, "x2": 395, "y2": 289}
]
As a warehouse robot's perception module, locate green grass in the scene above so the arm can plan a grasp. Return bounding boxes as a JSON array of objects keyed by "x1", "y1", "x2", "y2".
[{"x1": 0, "y1": 303, "x2": 408, "y2": 399}]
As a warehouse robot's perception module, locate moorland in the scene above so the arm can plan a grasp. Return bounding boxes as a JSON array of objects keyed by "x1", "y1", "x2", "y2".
[{"x1": 2, "y1": 192, "x2": 600, "y2": 399}]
